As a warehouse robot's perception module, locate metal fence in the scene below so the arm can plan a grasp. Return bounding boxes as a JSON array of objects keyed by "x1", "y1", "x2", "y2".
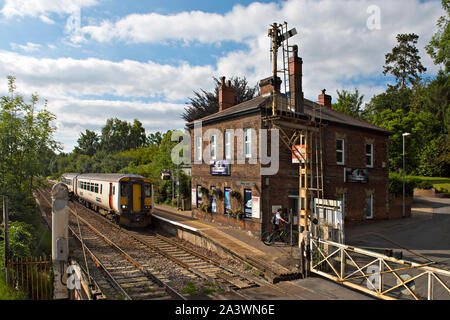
[
  {"x1": 309, "y1": 237, "x2": 450, "y2": 300},
  {"x1": 7, "y1": 256, "x2": 53, "y2": 300}
]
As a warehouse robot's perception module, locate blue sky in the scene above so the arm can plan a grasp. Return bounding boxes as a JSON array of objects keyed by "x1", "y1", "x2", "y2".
[{"x1": 0, "y1": 0, "x2": 444, "y2": 152}]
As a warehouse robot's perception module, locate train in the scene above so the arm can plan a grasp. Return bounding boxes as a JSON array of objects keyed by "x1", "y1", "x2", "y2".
[{"x1": 60, "y1": 173, "x2": 153, "y2": 227}]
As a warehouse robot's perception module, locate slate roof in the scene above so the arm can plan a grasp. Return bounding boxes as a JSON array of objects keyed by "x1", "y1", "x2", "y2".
[{"x1": 187, "y1": 93, "x2": 393, "y2": 135}]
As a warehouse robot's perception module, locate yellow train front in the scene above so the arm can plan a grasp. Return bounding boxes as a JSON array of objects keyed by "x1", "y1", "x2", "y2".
[{"x1": 62, "y1": 173, "x2": 153, "y2": 228}]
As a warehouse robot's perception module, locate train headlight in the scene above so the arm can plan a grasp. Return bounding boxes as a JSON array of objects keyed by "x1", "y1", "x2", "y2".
[
  {"x1": 144, "y1": 205, "x2": 152, "y2": 209},
  {"x1": 121, "y1": 205, "x2": 128, "y2": 209}
]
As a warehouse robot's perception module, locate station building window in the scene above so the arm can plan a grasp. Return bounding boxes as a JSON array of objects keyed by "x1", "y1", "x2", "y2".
[
  {"x1": 365, "y1": 194, "x2": 373, "y2": 219},
  {"x1": 366, "y1": 144, "x2": 374, "y2": 168},
  {"x1": 225, "y1": 131, "x2": 231, "y2": 160},
  {"x1": 336, "y1": 139, "x2": 344, "y2": 165},
  {"x1": 244, "y1": 128, "x2": 252, "y2": 158}
]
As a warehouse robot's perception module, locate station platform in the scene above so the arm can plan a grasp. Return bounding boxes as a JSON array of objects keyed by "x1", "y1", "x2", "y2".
[{"x1": 152, "y1": 204, "x2": 301, "y2": 282}]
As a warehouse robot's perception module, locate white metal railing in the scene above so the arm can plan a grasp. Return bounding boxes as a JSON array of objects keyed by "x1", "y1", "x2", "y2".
[{"x1": 309, "y1": 237, "x2": 450, "y2": 300}]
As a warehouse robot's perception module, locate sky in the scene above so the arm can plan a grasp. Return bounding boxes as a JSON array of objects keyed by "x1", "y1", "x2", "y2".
[{"x1": 0, "y1": 0, "x2": 445, "y2": 152}]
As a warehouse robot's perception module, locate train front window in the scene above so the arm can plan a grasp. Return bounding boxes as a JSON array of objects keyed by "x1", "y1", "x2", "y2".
[
  {"x1": 144, "y1": 184, "x2": 151, "y2": 197},
  {"x1": 121, "y1": 184, "x2": 129, "y2": 197}
]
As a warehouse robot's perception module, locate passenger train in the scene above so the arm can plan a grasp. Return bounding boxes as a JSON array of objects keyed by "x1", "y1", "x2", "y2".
[{"x1": 60, "y1": 173, "x2": 153, "y2": 227}]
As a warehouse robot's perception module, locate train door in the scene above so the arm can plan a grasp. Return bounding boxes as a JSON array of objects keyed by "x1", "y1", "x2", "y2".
[
  {"x1": 132, "y1": 183, "x2": 141, "y2": 212},
  {"x1": 109, "y1": 183, "x2": 113, "y2": 209}
]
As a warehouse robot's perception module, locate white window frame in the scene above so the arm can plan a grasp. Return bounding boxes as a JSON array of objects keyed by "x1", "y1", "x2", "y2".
[
  {"x1": 366, "y1": 143, "x2": 374, "y2": 168},
  {"x1": 365, "y1": 194, "x2": 373, "y2": 219},
  {"x1": 336, "y1": 139, "x2": 344, "y2": 165},
  {"x1": 244, "y1": 128, "x2": 251, "y2": 158},
  {"x1": 196, "y1": 136, "x2": 202, "y2": 161},
  {"x1": 225, "y1": 131, "x2": 231, "y2": 160},
  {"x1": 210, "y1": 134, "x2": 216, "y2": 160}
]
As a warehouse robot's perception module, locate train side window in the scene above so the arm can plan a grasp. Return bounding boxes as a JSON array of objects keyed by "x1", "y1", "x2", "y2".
[
  {"x1": 113, "y1": 186, "x2": 115, "y2": 195},
  {"x1": 95, "y1": 184, "x2": 98, "y2": 193},
  {"x1": 144, "y1": 184, "x2": 151, "y2": 197},
  {"x1": 100, "y1": 184, "x2": 102, "y2": 194}
]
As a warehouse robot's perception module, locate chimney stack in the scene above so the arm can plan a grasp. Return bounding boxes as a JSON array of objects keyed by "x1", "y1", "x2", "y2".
[
  {"x1": 219, "y1": 76, "x2": 235, "y2": 112},
  {"x1": 288, "y1": 45, "x2": 304, "y2": 113},
  {"x1": 258, "y1": 76, "x2": 282, "y2": 96},
  {"x1": 318, "y1": 89, "x2": 332, "y2": 108}
]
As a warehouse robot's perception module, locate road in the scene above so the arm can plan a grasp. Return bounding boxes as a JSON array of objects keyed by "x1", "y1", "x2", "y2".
[{"x1": 346, "y1": 196, "x2": 450, "y2": 270}]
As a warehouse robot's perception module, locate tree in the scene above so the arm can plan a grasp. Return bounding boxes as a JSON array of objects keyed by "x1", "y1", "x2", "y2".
[
  {"x1": 331, "y1": 88, "x2": 364, "y2": 119},
  {"x1": 425, "y1": 0, "x2": 450, "y2": 72},
  {"x1": 363, "y1": 87, "x2": 413, "y2": 121},
  {"x1": 182, "y1": 76, "x2": 258, "y2": 123},
  {"x1": 100, "y1": 118, "x2": 146, "y2": 154},
  {"x1": 74, "y1": 129, "x2": 99, "y2": 156},
  {"x1": 383, "y1": 33, "x2": 427, "y2": 89}
]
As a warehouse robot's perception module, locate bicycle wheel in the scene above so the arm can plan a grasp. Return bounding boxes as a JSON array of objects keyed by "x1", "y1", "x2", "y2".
[
  {"x1": 282, "y1": 230, "x2": 299, "y2": 246},
  {"x1": 261, "y1": 231, "x2": 275, "y2": 246}
]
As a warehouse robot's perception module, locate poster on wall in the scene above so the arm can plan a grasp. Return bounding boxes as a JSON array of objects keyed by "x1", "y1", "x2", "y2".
[
  {"x1": 244, "y1": 189, "x2": 252, "y2": 219},
  {"x1": 251, "y1": 196, "x2": 260, "y2": 219},
  {"x1": 344, "y1": 168, "x2": 369, "y2": 183},
  {"x1": 191, "y1": 189, "x2": 197, "y2": 206},
  {"x1": 224, "y1": 187, "x2": 231, "y2": 215},
  {"x1": 210, "y1": 160, "x2": 231, "y2": 176}
]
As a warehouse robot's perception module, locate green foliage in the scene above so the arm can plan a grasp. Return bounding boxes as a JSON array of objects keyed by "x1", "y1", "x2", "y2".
[
  {"x1": 0, "y1": 76, "x2": 59, "y2": 265},
  {"x1": 74, "y1": 129, "x2": 99, "y2": 157},
  {"x1": 388, "y1": 173, "x2": 420, "y2": 197},
  {"x1": 0, "y1": 275, "x2": 27, "y2": 300},
  {"x1": 331, "y1": 88, "x2": 364, "y2": 119},
  {"x1": 425, "y1": 0, "x2": 450, "y2": 72},
  {"x1": 383, "y1": 33, "x2": 427, "y2": 89},
  {"x1": 364, "y1": 71, "x2": 449, "y2": 176}
]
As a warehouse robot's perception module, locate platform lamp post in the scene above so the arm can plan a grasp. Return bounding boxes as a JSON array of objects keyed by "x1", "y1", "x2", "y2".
[{"x1": 402, "y1": 132, "x2": 411, "y2": 218}]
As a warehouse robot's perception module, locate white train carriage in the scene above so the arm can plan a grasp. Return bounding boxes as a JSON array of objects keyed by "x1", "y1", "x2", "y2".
[
  {"x1": 61, "y1": 173, "x2": 153, "y2": 227},
  {"x1": 61, "y1": 173, "x2": 78, "y2": 196}
]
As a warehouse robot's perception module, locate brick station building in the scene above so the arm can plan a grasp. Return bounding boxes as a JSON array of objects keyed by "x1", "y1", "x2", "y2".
[{"x1": 186, "y1": 47, "x2": 396, "y2": 238}]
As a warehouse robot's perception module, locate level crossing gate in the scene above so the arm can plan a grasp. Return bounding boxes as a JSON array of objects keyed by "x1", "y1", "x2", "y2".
[{"x1": 308, "y1": 237, "x2": 450, "y2": 300}]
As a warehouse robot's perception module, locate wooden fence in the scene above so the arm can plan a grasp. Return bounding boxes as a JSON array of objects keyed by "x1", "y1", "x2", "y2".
[{"x1": 7, "y1": 256, "x2": 53, "y2": 300}]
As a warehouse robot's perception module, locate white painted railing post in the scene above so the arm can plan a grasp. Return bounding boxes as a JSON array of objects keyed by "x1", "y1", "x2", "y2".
[{"x1": 52, "y1": 183, "x2": 69, "y2": 299}]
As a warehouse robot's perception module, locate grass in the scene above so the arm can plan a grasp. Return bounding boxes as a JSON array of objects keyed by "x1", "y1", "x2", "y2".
[
  {"x1": 182, "y1": 281, "x2": 200, "y2": 295},
  {"x1": 409, "y1": 176, "x2": 450, "y2": 193},
  {"x1": 0, "y1": 274, "x2": 27, "y2": 300}
]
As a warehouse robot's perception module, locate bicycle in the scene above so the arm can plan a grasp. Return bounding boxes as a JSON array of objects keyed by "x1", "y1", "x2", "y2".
[{"x1": 261, "y1": 224, "x2": 299, "y2": 246}]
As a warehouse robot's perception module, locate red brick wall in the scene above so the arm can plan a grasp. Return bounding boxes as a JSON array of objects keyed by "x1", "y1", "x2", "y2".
[
  {"x1": 190, "y1": 112, "x2": 263, "y2": 234},
  {"x1": 190, "y1": 111, "x2": 391, "y2": 236},
  {"x1": 323, "y1": 123, "x2": 390, "y2": 222}
]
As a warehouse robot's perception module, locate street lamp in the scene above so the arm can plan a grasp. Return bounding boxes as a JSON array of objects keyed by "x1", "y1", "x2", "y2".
[{"x1": 402, "y1": 133, "x2": 411, "y2": 218}]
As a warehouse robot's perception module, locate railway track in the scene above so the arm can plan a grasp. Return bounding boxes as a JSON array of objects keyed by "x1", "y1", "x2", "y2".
[
  {"x1": 36, "y1": 187, "x2": 184, "y2": 300},
  {"x1": 37, "y1": 183, "x2": 286, "y2": 299}
]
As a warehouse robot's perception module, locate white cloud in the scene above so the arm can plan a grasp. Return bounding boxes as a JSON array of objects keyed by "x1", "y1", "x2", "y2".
[
  {"x1": 0, "y1": 0, "x2": 444, "y2": 151},
  {"x1": 39, "y1": 14, "x2": 55, "y2": 24},
  {"x1": 0, "y1": 50, "x2": 215, "y2": 101},
  {"x1": 1, "y1": 0, "x2": 98, "y2": 18},
  {"x1": 10, "y1": 42, "x2": 41, "y2": 52}
]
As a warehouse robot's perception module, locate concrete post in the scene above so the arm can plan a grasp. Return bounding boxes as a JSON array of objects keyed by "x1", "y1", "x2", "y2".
[{"x1": 52, "y1": 183, "x2": 69, "y2": 299}]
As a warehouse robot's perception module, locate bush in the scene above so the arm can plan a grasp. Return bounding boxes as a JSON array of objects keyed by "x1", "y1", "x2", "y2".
[
  {"x1": 389, "y1": 173, "x2": 419, "y2": 197},
  {"x1": 416, "y1": 180, "x2": 434, "y2": 190}
]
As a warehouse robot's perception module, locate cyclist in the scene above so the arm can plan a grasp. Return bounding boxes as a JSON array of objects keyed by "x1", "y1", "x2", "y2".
[{"x1": 273, "y1": 208, "x2": 288, "y2": 233}]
